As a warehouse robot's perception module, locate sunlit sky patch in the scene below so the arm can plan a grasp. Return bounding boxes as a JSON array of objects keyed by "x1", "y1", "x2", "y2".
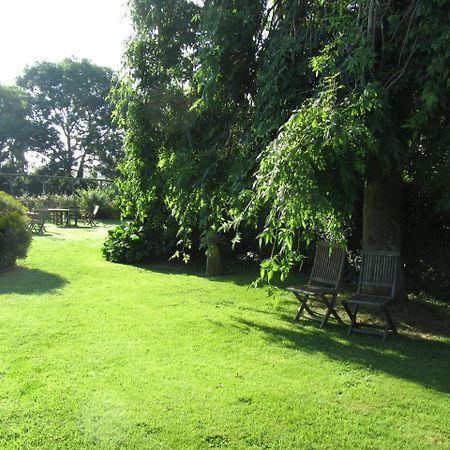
[{"x1": 0, "y1": 0, "x2": 132, "y2": 84}]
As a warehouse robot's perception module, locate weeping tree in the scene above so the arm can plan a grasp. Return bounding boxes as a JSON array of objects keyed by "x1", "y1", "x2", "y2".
[
  {"x1": 237, "y1": 0, "x2": 450, "y2": 295},
  {"x1": 108, "y1": 0, "x2": 450, "y2": 296}
]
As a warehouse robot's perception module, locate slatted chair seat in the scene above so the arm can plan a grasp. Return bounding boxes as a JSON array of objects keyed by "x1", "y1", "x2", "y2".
[
  {"x1": 287, "y1": 285, "x2": 336, "y2": 296},
  {"x1": 342, "y1": 250, "x2": 400, "y2": 342},
  {"x1": 287, "y1": 242, "x2": 346, "y2": 328},
  {"x1": 344, "y1": 294, "x2": 392, "y2": 306}
]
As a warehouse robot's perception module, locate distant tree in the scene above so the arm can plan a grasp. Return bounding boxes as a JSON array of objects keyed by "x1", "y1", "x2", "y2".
[
  {"x1": 17, "y1": 58, "x2": 123, "y2": 178},
  {"x1": 0, "y1": 85, "x2": 33, "y2": 171}
]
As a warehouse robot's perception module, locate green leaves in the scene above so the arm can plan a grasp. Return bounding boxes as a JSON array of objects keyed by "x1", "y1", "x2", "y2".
[
  {"x1": 234, "y1": 78, "x2": 378, "y2": 282},
  {"x1": 110, "y1": 0, "x2": 450, "y2": 298},
  {"x1": 17, "y1": 58, "x2": 122, "y2": 177}
]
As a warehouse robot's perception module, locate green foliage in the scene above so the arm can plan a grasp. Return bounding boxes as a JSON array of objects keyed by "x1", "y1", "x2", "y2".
[
  {"x1": 230, "y1": 79, "x2": 380, "y2": 281},
  {"x1": 110, "y1": 0, "x2": 264, "y2": 263},
  {"x1": 17, "y1": 58, "x2": 123, "y2": 178},
  {"x1": 19, "y1": 193, "x2": 80, "y2": 210},
  {"x1": 0, "y1": 85, "x2": 35, "y2": 171},
  {"x1": 0, "y1": 191, "x2": 32, "y2": 269},
  {"x1": 76, "y1": 186, "x2": 120, "y2": 219},
  {"x1": 102, "y1": 220, "x2": 175, "y2": 263},
  {"x1": 111, "y1": 0, "x2": 450, "y2": 297}
]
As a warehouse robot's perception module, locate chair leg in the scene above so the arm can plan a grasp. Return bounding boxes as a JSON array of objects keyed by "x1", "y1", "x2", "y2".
[
  {"x1": 347, "y1": 304, "x2": 359, "y2": 336},
  {"x1": 330, "y1": 307, "x2": 344, "y2": 324},
  {"x1": 293, "y1": 295, "x2": 307, "y2": 321},
  {"x1": 381, "y1": 306, "x2": 397, "y2": 342},
  {"x1": 320, "y1": 295, "x2": 332, "y2": 327},
  {"x1": 322, "y1": 295, "x2": 344, "y2": 327}
]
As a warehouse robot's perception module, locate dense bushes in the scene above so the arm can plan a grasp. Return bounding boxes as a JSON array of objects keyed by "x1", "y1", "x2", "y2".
[
  {"x1": 0, "y1": 191, "x2": 32, "y2": 269},
  {"x1": 102, "y1": 220, "x2": 176, "y2": 263},
  {"x1": 402, "y1": 187, "x2": 450, "y2": 301},
  {"x1": 18, "y1": 187, "x2": 119, "y2": 219},
  {"x1": 19, "y1": 193, "x2": 79, "y2": 210},
  {"x1": 76, "y1": 187, "x2": 120, "y2": 219}
]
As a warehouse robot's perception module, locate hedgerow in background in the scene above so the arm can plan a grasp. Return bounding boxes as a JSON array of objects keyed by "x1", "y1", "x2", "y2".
[
  {"x1": 0, "y1": 191, "x2": 32, "y2": 269},
  {"x1": 19, "y1": 193, "x2": 80, "y2": 211},
  {"x1": 76, "y1": 186, "x2": 120, "y2": 219},
  {"x1": 18, "y1": 186, "x2": 120, "y2": 219}
]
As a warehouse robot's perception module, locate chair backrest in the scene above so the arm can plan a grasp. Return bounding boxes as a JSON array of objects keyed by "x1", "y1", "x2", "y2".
[
  {"x1": 309, "y1": 241, "x2": 346, "y2": 290},
  {"x1": 33, "y1": 208, "x2": 47, "y2": 223},
  {"x1": 357, "y1": 250, "x2": 400, "y2": 298},
  {"x1": 92, "y1": 205, "x2": 99, "y2": 217}
]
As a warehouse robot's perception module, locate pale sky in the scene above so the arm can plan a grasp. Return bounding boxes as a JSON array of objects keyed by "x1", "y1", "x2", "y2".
[{"x1": 0, "y1": 0, "x2": 132, "y2": 85}]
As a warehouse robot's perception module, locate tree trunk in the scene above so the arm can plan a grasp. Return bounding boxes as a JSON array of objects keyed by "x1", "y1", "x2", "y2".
[
  {"x1": 206, "y1": 243, "x2": 222, "y2": 277},
  {"x1": 205, "y1": 231, "x2": 222, "y2": 277},
  {"x1": 363, "y1": 177, "x2": 401, "y2": 252},
  {"x1": 76, "y1": 151, "x2": 86, "y2": 178}
]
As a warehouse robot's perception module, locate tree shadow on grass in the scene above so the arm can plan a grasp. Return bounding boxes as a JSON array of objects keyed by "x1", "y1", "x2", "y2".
[
  {"x1": 392, "y1": 296, "x2": 450, "y2": 338},
  {"x1": 131, "y1": 261, "x2": 309, "y2": 288},
  {"x1": 232, "y1": 314, "x2": 450, "y2": 394},
  {"x1": 131, "y1": 262, "x2": 259, "y2": 287},
  {"x1": 0, "y1": 267, "x2": 67, "y2": 295}
]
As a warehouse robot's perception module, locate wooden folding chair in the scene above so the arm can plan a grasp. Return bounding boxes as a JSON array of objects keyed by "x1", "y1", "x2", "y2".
[
  {"x1": 287, "y1": 242, "x2": 346, "y2": 327},
  {"x1": 342, "y1": 250, "x2": 399, "y2": 342},
  {"x1": 84, "y1": 205, "x2": 99, "y2": 226},
  {"x1": 28, "y1": 209, "x2": 47, "y2": 234}
]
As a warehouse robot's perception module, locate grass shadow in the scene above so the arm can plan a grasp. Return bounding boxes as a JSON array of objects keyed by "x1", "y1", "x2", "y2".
[
  {"x1": 0, "y1": 267, "x2": 67, "y2": 295},
  {"x1": 232, "y1": 313, "x2": 450, "y2": 394},
  {"x1": 392, "y1": 296, "x2": 450, "y2": 338},
  {"x1": 130, "y1": 261, "x2": 259, "y2": 287},
  {"x1": 131, "y1": 261, "x2": 309, "y2": 289}
]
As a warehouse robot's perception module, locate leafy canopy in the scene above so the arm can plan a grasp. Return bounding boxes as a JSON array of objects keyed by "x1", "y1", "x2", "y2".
[
  {"x1": 110, "y1": 0, "x2": 450, "y2": 293},
  {"x1": 17, "y1": 58, "x2": 123, "y2": 178}
]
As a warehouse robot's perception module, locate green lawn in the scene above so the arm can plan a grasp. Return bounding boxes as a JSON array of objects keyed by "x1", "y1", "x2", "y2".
[{"x1": 0, "y1": 224, "x2": 449, "y2": 449}]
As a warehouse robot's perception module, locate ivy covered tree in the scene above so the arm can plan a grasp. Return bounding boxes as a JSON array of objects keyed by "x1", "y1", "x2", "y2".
[{"x1": 107, "y1": 0, "x2": 450, "y2": 297}]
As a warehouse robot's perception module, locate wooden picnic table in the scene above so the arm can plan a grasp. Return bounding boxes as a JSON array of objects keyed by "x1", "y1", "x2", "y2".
[{"x1": 46, "y1": 207, "x2": 82, "y2": 227}]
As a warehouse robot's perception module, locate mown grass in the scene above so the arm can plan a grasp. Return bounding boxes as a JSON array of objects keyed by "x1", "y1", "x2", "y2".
[{"x1": 0, "y1": 223, "x2": 449, "y2": 449}]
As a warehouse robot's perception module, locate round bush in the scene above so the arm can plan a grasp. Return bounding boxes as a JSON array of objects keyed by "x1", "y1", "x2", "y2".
[{"x1": 0, "y1": 191, "x2": 32, "y2": 269}]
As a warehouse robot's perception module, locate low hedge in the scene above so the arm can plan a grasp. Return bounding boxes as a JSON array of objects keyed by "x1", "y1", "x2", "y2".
[{"x1": 19, "y1": 187, "x2": 120, "y2": 220}]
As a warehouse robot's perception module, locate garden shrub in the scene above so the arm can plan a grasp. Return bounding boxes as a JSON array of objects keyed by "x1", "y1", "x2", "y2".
[
  {"x1": 102, "y1": 220, "x2": 176, "y2": 263},
  {"x1": 76, "y1": 186, "x2": 119, "y2": 219},
  {"x1": 0, "y1": 191, "x2": 32, "y2": 269}
]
